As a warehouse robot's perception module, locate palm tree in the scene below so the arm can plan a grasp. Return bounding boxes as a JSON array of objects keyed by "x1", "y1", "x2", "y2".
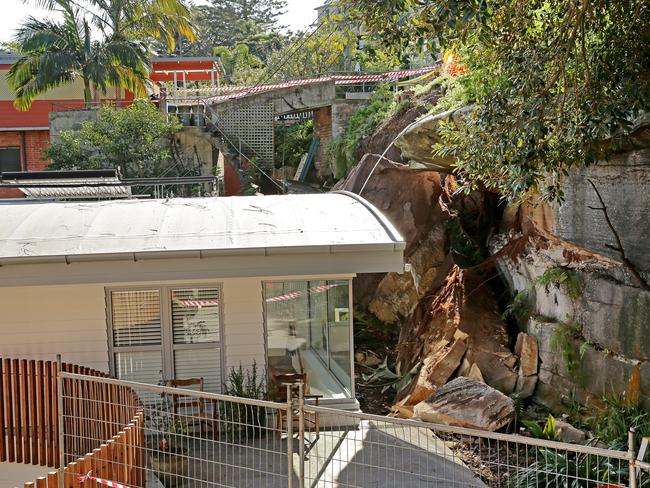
[
  {"x1": 8, "y1": 1, "x2": 150, "y2": 110},
  {"x1": 34, "y1": 0, "x2": 196, "y2": 52}
]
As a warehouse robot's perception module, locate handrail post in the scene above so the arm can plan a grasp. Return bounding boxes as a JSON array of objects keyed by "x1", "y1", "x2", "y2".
[
  {"x1": 630, "y1": 428, "x2": 637, "y2": 488},
  {"x1": 57, "y1": 355, "x2": 65, "y2": 488},
  {"x1": 286, "y1": 384, "x2": 293, "y2": 488},
  {"x1": 298, "y1": 383, "x2": 305, "y2": 487}
]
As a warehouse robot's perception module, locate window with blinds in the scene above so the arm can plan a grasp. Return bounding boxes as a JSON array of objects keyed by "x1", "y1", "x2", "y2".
[
  {"x1": 108, "y1": 286, "x2": 223, "y2": 394},
  {"x1": 111, "y1": 290, "x2": 162, "y2": 347},
  {"x1": 171, "y1": 288, "x2": 220, "y2": 344}
]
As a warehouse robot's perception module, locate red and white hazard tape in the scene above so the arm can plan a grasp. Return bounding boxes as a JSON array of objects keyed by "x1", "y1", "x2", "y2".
[
  {"x1": 192, "y1": 66, "x2": 439, "y2": 103},
  {"x1": 78, "y1": 471, "x2": 132, "y2": 488},
  {"x1": 179, "y1": 299, "x2": 220, "y2": 307},
  {"x1": 265, "y1": 283, "x2": 341, "y2": 303}
]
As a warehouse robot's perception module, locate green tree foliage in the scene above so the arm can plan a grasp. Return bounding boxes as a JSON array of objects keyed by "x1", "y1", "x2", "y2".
[
  {"x1": 45, "y1": 99, "x2": 183, "y2": 178},
  {"x1": 8, "y1": 0, "x2": 150, "y2": 110},
  {"x1": 187, "y1": 0, "x2": 286, "y2": 57},
  {"x1": 212, "y1": 44, "x2": 264, "y2": 85},
  {"x1": 9, "y1": 0, "x2": 195, "y2": 109},
  {"x1": 80, "y1": 0, "x2": 196, "y2": 52},
  {"x1": 274, "y1": 119, "x2": 313, "y2": 169},
  {"x1": 341, "y1": 0, "x2": 650, "y2": 203}
]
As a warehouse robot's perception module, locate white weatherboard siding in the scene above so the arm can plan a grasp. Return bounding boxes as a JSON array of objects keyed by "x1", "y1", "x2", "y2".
[
  {"x1": 222, "y1": 278, "x2": 265, "y2": 373},
  {"x1": 0, "y1": 276, "x2": 346, "y2": 387},
  {"x1": 0, "y1": 283, "x2": 109, "y2": 371}
]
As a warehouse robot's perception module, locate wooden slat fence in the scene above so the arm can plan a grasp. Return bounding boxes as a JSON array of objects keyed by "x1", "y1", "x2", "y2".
[
  {"x1": 0, "y1": 358, "x2": 143, "y2": 483},
  {"x1": 21, "y1": 411, "x2": 145, "y2": 488}
]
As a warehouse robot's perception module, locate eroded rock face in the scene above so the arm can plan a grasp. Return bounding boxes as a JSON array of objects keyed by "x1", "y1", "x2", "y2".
[
  {"x1": 334, "y1": 154, "x2": 449, "y2": 322},
  {"x1": 413, "y1": 377, "x2": 515, "y2": 431},
  {"x1": 395, "y1": 260, "x2": 517, "y2": 405}
]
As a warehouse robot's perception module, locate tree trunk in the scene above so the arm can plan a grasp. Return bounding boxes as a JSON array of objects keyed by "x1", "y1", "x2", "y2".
[{"x1": 83, "y1": 78, "x2": 92, "y2": 108}]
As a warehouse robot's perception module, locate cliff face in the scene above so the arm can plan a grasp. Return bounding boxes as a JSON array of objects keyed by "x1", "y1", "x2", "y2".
[{"x1": 344, "y1": 97, "x2": 650, "y2": 411}]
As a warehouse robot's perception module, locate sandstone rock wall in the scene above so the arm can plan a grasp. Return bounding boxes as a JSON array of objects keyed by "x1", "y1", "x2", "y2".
[
  {"x1": 493, "y1": 231, "x2": 650, "y2": 410},
  {"x1": 553, "y1": 144, "x2": 650, "y2": 277}
]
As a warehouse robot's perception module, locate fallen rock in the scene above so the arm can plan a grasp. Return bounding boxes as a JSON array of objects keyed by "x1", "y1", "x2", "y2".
[
  {"x1": 396, "y1": 259, "x2": 517, "y2": 399},
  {"x1": 334, "y1": 154, "x2": 450, "y2": 323},
  {"x1": 472, "y1": 351, "x2": 518, "y2": 394},
  {"x1": 515, "y1": 372, "x2": 538, "y2": 398},
  {"x1": 354, "y1": 350, "x2": 382, "y2": 367},
  {"x1": 413, "y1": 377, "x2": 515, "y2": 431},
  {"x1": 515, "y1": 333, "x2": 539, "y2": 377},
  {"x1": 555, "y1": 420, "x2": 587, "y2": 443},
  {"x1": 396, "y1": 334, "x2": 468, "y2": 405}
]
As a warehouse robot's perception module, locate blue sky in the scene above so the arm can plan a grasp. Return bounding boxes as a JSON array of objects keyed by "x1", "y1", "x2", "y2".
[{"x1": 0, "y1": 0, "x2": 324, "y2": 43}]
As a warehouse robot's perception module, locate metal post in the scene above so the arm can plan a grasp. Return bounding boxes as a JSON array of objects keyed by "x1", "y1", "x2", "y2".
[
  {"x1": 286, "y1": 384, "x2": 293, "y2": 488},
  {"x1": 630, "y1": 428, "x2": 638, "y2": 488},
  {"x1": 298, "y1": 383, "x2": 305, "y2": 486},
  {"x1": 57, "y1": 354, "x2": 65, "y2": 488}
]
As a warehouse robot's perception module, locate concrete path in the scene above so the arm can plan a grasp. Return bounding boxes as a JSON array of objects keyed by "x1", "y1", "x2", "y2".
[
  {"x1": 304, "y1": 420, "x2": 486, "y2": 488},
  {"x1": 146, "y1": 421, "x2": 485, "y2": 488}
]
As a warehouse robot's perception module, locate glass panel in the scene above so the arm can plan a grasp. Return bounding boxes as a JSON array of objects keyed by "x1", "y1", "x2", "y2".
[
  {"x1": 114, "y1": 351, "x2": 163, "y2": 385},
  {"x1": 309, "y1": 280, "x2": 329, "y2": 364},
  {"x1": 171, "y1": 287, "x2": 220, "y2": 344},
  {"x1": 111, "y1": 290, "x2": 161, "y2": 346},
  {"x1": 327, "y1": 281, "x2": 352, "y2": 389},
  {"x1": 174, "y1": 349, "x2": 222, "y2": 393},
  {"x1": 264, "y1": 280, "x2": 352, "y2": 400}
]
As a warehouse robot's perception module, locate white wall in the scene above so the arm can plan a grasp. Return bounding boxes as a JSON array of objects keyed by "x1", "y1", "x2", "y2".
[
  {"x1": 0, "y1": 275, "x2": 352, "y2": 389},
  {"x1": 222, "y1": 278, "x2": 266, "y2": 374},
  {"x1": 0, "y1": 283, "x2": 109, "y2": 371}
]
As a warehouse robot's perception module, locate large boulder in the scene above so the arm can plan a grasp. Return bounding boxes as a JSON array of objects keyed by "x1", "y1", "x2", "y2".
[
  {"x1": 334, "y1": 154, "x2": 449, "y2": 322},
  {"x1": 395, "y1": 259, "x2": 517, "y2": 404},
  {"x1": 413, "y1": 377, "x2": 516, "y2": 431},
  {"x1": 393, "y1": 106, "x2": 472, "y2": 171}
]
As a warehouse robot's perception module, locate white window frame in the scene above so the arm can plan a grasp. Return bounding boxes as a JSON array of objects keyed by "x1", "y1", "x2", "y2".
[{"x1": 106, "y1": 284, "x2": 225, "y2": 387}]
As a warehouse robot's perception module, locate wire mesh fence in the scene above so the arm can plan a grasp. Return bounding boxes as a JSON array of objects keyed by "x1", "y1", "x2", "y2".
[
  {"x1": 48, "y1": 371, "x2": 648, "y2": 488},
  {"x1": 59, "y1": 372, "x2": 294, "y2": 488},
  {"x1": 302, "y1": 405, "x2": 640, "y2": 488}
]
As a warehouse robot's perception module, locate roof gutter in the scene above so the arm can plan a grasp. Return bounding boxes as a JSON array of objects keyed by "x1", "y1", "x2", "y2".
[{"x1": 0, "y1": 242, "x2": 405, "y2": 267}]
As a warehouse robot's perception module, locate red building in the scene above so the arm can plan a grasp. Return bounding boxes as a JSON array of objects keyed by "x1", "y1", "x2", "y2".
[{"x1": 0, "y1": 52, "x2": 223, "y2": 197}]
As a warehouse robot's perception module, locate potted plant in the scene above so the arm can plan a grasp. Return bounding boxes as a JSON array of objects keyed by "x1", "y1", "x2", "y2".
[
  {"x1": 148, "y1": 389, "x2": 190, "y2": 487},
  {"x1": 149, "y1": 434, "x2": 189, "y2": 487}
]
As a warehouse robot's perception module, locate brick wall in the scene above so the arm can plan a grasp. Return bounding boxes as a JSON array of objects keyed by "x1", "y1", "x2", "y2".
[
  {"x1": 312, "y1": 106, "x2": 333, "y2": 180},
  {"x1": 0, "y1": 129, "x2": 52, "y2": 198}
]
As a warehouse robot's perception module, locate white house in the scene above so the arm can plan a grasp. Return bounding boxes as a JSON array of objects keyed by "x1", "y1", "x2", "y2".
[{"x1": 0, "y1": 192, "x2": 405, "y2": 410}]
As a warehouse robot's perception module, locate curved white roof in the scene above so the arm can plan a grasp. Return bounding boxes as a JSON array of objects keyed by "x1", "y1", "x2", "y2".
[{"x1": 0, "y1": 192, "x2": 404, "y2": 264}]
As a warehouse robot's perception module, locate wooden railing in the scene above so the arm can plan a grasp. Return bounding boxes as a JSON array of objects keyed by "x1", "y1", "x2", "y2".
[
  {"x1": 0, "y1": 359, "x2": 59, "y2": 467},
  {"x1": 21, "y1": 411, "x2": 144, "y2": 488},
  {"x1": 0, "y1": 358, "x2": 144, "y2": 486}
]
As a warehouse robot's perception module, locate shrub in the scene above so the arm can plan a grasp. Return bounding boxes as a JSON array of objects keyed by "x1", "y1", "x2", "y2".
[{"x1": 220, "y1": 362, "x2": 268, "y2": 441}]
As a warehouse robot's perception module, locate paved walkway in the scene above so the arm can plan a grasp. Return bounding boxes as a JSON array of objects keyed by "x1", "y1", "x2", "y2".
[{"x1": 146, "y1": 420, "x2": 485, "y2": 487}]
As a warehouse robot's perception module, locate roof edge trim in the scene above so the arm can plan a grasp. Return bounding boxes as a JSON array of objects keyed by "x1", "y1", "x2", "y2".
[{"x1": 333, "y1": 190, "x2": 405, "y2": 244}]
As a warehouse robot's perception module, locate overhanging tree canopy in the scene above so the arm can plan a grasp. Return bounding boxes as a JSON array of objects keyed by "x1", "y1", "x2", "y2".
[{"x1": 341, "y1": 0, "x2": 650, "y2": 202}]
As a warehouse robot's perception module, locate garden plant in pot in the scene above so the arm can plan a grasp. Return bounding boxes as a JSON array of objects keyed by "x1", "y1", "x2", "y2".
[{"x1": 149, "y1": 390, "x2": 190, "y2": 487}]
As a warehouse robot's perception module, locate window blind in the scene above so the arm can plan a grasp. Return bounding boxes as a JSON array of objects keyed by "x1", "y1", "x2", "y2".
[
  {"x1": 111, "y1": 290, "x2": 162, "y2": 347},
  {"x1": 174, "y1": 349, "x2": 222, "y2": 393},
  {"x1": 171, "y1": 287, "x2": 220, "y2": 344}
]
